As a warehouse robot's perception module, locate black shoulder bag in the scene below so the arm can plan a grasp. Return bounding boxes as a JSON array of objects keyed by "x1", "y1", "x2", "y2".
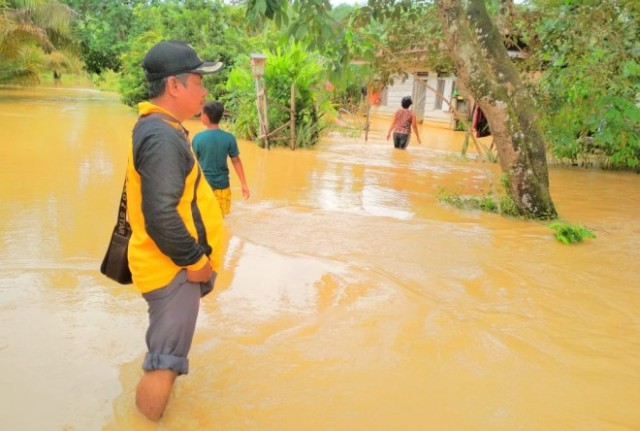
[{"x1": 100, "y1": 177, "x2": 133, "y2": 284}]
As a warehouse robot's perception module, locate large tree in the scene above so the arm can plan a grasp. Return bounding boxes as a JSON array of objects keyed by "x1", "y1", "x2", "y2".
[{"x1": 436, "y1": 0, "x2": 556, "y2": 218}]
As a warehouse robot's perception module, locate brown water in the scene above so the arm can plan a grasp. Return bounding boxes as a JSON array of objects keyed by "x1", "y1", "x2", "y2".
[{"x1": 1, "y1": 85, "x2": 639, "y2": 431}]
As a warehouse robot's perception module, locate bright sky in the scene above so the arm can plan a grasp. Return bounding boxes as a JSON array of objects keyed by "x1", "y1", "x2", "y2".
[{"x1": 331, "y1": 0, "x2": 364, "y2": 5}]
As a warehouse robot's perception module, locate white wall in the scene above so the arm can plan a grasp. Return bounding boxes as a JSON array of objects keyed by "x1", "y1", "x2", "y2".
[
  {"x1": 373, "y1": 72, "x2": 456, "y2": 123},
  {"x1": 375, "y1": 75, "x2": 414, "y2": 115}
]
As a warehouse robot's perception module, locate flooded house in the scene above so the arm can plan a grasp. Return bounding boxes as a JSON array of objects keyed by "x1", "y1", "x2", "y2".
[{"x1": 369, "y1": 42, "x2": 528, "y2": 128}]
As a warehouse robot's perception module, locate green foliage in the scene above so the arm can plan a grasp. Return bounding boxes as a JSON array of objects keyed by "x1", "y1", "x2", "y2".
[
  {"x1": 60, "y1": 0, "x2": 145, "y2": 75},
  {"x1": 224, "y1": 62, "x2": 259, "y2": 139},
  {"x1": 118, "y1": 32, "x2": 154, "y2": 107},
  {"x1": 0, "y1": 0, "x2": 77, "y2": 84},
  {"x1": 91, "y1": 68, "x2": 120, "y2": 92},
  {"x1": 0, "y1": 46, "x2": 44, "y2": 84},
  {"x1": 350, "y1": 1, "x2": 455, "y2": 84},
  {"x1": 225, "y1": 42, "x2": 334, "y2": 148},
  {"x1": 295, "y1": 113, "x2": 328, "y2": 149},
  {"x1": 332, "y1": 82, "x2": 365, "y2": 116},
  {"x1": 549, "y1": 222, "x2": 596, "y2": 244},
  {"x1": 266, "y1": 43, "x2": 329, "y2": 140},
  {"x1": 522, "y1": 0, "x2": 640, "y2": 170},
  {"x1": 438, "y1": 189, "x2": 520, "y2": 218},
  {"x1": 243, "y1": 0, "x2": 455, "y2": 124},
  {"x1": 118, "y1": 0, "x2": 249, "y2": 108},
  {"x1": 500, "y1": 172, "x2": 513, "y2": 192}
]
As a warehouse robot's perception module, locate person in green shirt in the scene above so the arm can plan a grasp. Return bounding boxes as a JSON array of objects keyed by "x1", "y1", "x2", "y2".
[{"x1": 193, "y1": 101, "x2": 250, "y2": 216}]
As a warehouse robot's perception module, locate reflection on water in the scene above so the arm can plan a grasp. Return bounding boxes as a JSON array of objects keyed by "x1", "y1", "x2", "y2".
[{"x1": 1, "y1": 85, "x2": 640, "y2": 431}]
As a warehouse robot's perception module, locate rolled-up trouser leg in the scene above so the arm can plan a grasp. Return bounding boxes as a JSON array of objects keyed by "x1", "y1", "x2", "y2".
[{"x1": 141, "y1": 270, "x2": 216, "y2": 375}]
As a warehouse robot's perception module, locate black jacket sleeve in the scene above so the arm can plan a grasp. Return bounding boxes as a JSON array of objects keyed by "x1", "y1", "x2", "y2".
[{"x1": 132, "y1": 118, "x2": 206, "y2": 267}]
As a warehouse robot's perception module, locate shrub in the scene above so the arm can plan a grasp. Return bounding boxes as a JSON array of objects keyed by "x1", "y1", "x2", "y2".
[
  {"x1": 225, "y1": 42, "x2": 334, "y2": 148},
  {"x1": 549, "y1": 222, "x2": 596, "y2": 245}
]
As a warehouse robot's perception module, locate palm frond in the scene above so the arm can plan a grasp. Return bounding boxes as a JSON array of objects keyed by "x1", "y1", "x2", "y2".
[{"x1": 0, "y1": 44, "x2": 44, "y2": 84}]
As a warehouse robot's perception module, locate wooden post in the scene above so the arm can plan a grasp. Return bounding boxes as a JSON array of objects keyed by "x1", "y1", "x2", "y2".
[
  {"x1": 255, "y1": 77, "x2": 270, "y2": 150},
  {"x1": 254, "y1": 77, "x2": 266, "y2": 148},
  {"x1": 364, "y1": 99, "x2": 371, "y2": 142},
  {"x1": 263, "y1": 83, "x2": 270, "y2": 150},
  {"x1": 461, "y1": 130, "x2": 470, "y2": 155},
  {"x1": 251, "y1": 53, "x2": 269, "y2": 149},
  {"x1": 290, "y1": 82, "x2": 296, "y2": 150}
]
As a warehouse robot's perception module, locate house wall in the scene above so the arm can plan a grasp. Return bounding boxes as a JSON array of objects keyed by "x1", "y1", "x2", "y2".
[{"x1": 371, "y1": 72, "x2": 457, "y2": 124}]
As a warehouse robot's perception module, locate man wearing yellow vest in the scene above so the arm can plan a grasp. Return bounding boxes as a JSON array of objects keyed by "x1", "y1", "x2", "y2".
[{"x1": 126, "y1": 40, "x2": 224, "y2": 421}]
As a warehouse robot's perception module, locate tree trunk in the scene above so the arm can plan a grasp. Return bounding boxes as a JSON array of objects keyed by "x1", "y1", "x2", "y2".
[
  {"x1": 436, "y1": 0, "x2": 557, "y2": 219},
  {"x1": 496, "y1": 0, "x2": 516, "y2": 37}
]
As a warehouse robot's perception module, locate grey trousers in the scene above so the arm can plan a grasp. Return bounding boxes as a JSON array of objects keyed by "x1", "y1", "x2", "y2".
[{"x1": 141, "y1": 269, "x2": 216, "y2": 375}]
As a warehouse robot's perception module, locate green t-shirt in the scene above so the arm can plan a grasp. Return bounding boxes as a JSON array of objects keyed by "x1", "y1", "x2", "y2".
[{"x1": 192, "y1": 128, "x2": 239, "y2": 189}]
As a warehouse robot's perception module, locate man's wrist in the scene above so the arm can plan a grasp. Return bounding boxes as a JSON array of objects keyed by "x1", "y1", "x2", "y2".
[{"x1": 186, "y1": 255, "x2": 208, "y2": 271}]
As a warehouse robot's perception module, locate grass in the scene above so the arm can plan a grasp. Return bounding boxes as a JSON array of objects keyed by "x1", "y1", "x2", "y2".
[
  {"x1": 440, "y1": 189, "x2": 597, "y2": 244},
  {"x1": 549, "y1": 222, "x2": 596, "y2": 244},
  {"x1": 438, "y1": 189, "x2": 520, "y2": 217},
  {"x1": 90, "y1": 70, "x2": 120, "y2": 92}
]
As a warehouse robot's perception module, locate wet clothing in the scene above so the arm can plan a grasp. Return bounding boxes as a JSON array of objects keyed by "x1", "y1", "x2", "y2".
[
  {"x1": 192, "y1": 128, "x2": 239, "y2": 190},
  {"x1": 212, "y1": 187, "x2": 232, "y2": 216},
  {"x1": 391, "y1": 108, "x2": 414, "y2": 149},
  {"x1": 393, "y1": 132, "x2": 410, "y2": 149},
  {"x1": 142, "y1": 270, "x2": 215, "y2": 375},
  {"x1": 127, "y1": 102, "x2": 223, "y2": 376},
  {"x1": 393, "y1": 108, "x2": 414, "y2": 135},
  {"x1": 126, "y1": 102, "x2": 224, "y2": 294}
]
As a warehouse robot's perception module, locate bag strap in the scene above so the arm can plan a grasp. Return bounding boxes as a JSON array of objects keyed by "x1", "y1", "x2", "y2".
[{"x1": 114, "y1": 177, "x2": 129, "y2": 236}]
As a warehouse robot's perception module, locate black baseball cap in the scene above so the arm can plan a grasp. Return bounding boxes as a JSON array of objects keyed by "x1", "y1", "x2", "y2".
[{"x1": 142, "y1": 40, "x2": 223, "y2": 81}]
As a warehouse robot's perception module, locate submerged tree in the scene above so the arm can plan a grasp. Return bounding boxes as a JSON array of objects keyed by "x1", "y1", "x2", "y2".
[{"x1": 436, "y1": 0, "x2": 556, "y2": 219}]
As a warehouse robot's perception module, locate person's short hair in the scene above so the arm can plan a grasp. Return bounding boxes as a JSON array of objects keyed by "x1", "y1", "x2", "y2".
[
  {"x1": 202, "y1": 100, "x2": 225, "y2": 124},
  {"x1": 142, "y1": 40, "x2": 223, "y2": 82},
  {"x1": 147, "y1": 73, "x2": 190, "y2": 99},
  {"x1": 401, "y1": 96, "x2": 413, "y2": 109}
]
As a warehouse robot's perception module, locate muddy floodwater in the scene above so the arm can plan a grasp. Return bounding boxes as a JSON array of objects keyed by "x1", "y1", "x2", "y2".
[{"x1": 1, "y1": 85, "x2": 639, "y2": 431}]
